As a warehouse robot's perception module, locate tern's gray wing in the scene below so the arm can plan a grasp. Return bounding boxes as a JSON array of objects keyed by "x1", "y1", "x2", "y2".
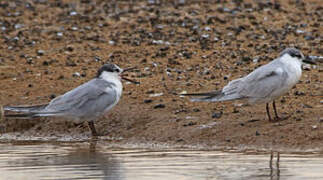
[
  {"x1": 44, "y1": 78, "x2": 117, "y2": 118},
  {"x1": 239, "y1": 60, "x2": 288, "y2": 99}
]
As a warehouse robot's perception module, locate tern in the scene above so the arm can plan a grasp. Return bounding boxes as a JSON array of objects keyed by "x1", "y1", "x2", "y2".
[
  {"x1": 181, "y1": 48, "x2": 316, "y2": 121},
  {"x1": 3, "y1": 63, "x2": 139, "y2": 136}
]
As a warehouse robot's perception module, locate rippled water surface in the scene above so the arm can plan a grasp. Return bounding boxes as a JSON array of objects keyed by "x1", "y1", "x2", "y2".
[{"x1": 0, "y1": 142, "x2": 323, "y2": 180}]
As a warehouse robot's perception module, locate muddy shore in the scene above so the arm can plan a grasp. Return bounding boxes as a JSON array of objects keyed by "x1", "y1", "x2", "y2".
[{"x1": 0, "y1": 0, "x2": 322, "y2": 151}]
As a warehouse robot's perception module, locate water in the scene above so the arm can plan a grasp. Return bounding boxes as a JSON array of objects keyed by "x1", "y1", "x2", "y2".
[{"x1": 0, "y1": 141, "x2": 323, "y2": 180}]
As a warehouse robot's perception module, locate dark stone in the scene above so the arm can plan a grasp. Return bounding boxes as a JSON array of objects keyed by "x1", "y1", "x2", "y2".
[
  {"x1": 183, "y1": 121, "x2": 197, "y2": 126},
  {"x1": 144, "y1": 99, "x2": 153, "y2": 103},
  {"x1": 193, "y1": 108, "x2": 200, "y2": 112},
  {"x1": 36, "y1": 49, "x2": 45, "y2": 56},
  {"x1": 294, "y1": 91, "x2": 305, "y2": 96},
  {"x1": 212, "y1": 111, "x2": 223, "y2": 118},
  {"x1": 255, "y1": 131, "x2": 260, "y2": 136},
  {"x1": 154, "y1": 104, "x2": 165, "y2": 109},
  {"x1": 42, "y1": 61, "x2": 49, "y2": 66},
  {"x1": 50, "y1": 94, "x2": 56, "y2": 99}
]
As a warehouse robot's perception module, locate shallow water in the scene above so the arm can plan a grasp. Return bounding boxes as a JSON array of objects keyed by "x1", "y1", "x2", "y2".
[{"x1": 0, "y1": 141, "x2": 323, "y2": 180}]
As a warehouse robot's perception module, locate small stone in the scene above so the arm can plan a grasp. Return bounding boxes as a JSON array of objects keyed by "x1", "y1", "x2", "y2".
[
  {"x1": 144, "y1": 99, "x2": 153, "y2": 103},
  {"x1": 193, "y1": 108, "x2": 200, "y2": 112},
  {"x1": 241, "y1": 56, "x2": 252, "y2": 62},
  {"x1": 66, "y1": 45, "x2": 74, "y2": 52},
  {"x1": 71, "y1": 26, "x2": 78, "y2": 31},
  {"x1": 255, "y1": 131, "x2": 260, "y2": 136},
  {"x1": 69, "y1": 11, "x2": 77, "y2": 16},
  {"x1": 154, "y1": 104, "x2": 165, "y2": 109},
  {"x1": 183, "y1": 121, "x2": 197, "y2": 126},
  {"x1": 232, "y1": 107, "x2": 239, "y2": 113},
  {"x1": 248, "y1": 119, "x2": 260, "y2": 123},
  {"x1": 50, "y1": 94, "x2": 56, "y2": 99},
  {"x1": 212, "y1": 111, "x2": 222, "y2": 119},
  {"x1": 37, "y1": 50, "x2": 45, "y2": 56},
  {"x1": 14, "y1": 24, "x2": 23, "y2": 29},
  {"x1": 301, "y1": 104, "x2": 312, "y2": 108},
  {"x1": 146, "y1": 90, "x2": 155, "y2": 94},
  {"x1": 303, "y1": 64, "x2": 311, "y2": 71},
  {"x1": 201, "y1": 34, "x2": 209, "y2": 39},
  {"x1": 312, "y1": 125, "x2": 318, "y2": 130},
  {"x1": 66, "y1": 60, "x2": 77, "y2": 67},
  {"x1": 72, "y1": 72, "x2": 81, "y2": 77},
  {"x1": 42, "y1": 61, "x2": 49, "y2": 66},
  {"x1": 57, "y1": 32, "x2": 63, "y2": 37},
  {"x1": 294, "y1": 91, "x2": 305, "y2": 96}
]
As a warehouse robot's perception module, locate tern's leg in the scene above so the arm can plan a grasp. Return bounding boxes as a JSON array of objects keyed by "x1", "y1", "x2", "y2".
[
  {"x1": 269, "y1": 151, "x2": 273, "y2": 169},
  {"x1": 88, "y1": 121, "x2": 98, "y2": 136},
  {"x1": 266, "y1": 103, "x2": 273, "y2": 122},
  {"x1": 276, "y1": 152, "x2": 281, "y2": 177},
  {"x1": 272, "y1": 101, "x2": 280, "y2": 120}
]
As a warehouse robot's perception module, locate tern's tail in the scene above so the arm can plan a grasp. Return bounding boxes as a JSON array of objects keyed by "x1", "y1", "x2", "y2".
[
  {"x1": 3, "y1": 104, "x2": 59, "y2": 119},
  {"x1": 4, "y1": 104, "x2": 48, "y2": 113},
  {"x1": 181, "y1": 90, "x2": 241, "y2": 102}
]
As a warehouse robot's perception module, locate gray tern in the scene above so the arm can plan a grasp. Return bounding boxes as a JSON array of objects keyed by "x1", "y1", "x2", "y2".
[
  {"x1": 3, "y1": 63, "x2": 139, "y2": 136},
  {"x1": 181, "y1": 48, "x2": 316, "y2": 122}
]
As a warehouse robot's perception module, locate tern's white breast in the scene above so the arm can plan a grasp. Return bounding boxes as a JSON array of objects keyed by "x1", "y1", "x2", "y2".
[
  {"x1": 100, "y1": 71, "x2": 123, "y2": 112},
  {"x1": 281, "y1": 55, "x2": 302, "y2": 89}
]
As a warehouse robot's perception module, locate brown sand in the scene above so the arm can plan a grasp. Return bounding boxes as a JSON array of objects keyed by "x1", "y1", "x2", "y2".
[{"x1": 0, "y1": 0, "x2": 322, "y2": 150}]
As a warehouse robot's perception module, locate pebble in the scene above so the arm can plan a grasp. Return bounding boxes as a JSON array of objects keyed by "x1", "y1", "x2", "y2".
[
  {"x1": 50, "y1": 94, "x2": 56, "y2": 99},
  {"x1": 14, "y1": 24, "x2": 23, "y2": 29},
  {"x1": 144, "y1": 99, "x2": 153, "y2": 103},
  {"x1": 149, "y1": 93, "x2": 163, "y2": 97},
  {"x1": 232, "y1": 107, "x2": 239, "y2": 113},
  {"x1": 154, "y1": 104, "x2": 165, "y2": 109},
  {"x1": 183, "y1": 121, "x2": 197, "y2": 127},
  {"x1": 212, "y1": 111, "x2": 222, "y2": 119},
  {"x1": 37, "y1": 50, "x2": 45, "y2": 56},
  {"x1": 56, "y1": 32, "x2": 63, "y2": 37},
  {"x1": 72, "y1": 72, "x2": 81, "y2": 77},
  {"x1": 302, "y1": 64, "x2": 312, "y2": 71},
  {"x1": 294, "y1": 91, "x2": 305, "y2": 96},
  {"x1": 255, "y1": 131, "x2": 260, "y2": 136},
  {"x1": 193, "y1": 108, "x2": 200, "y2": 112},
  {"x1": 69, "y1": 11, "x2": 77, "y2": 16}
]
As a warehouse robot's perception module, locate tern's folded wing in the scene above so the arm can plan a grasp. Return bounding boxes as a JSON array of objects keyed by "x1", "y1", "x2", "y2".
[
  {"x1": 44, "y1": 79, "x2": 117, "y2": 115},
  {"x1": 239, "y1": 64, "x2": 288, "y2": 98}
]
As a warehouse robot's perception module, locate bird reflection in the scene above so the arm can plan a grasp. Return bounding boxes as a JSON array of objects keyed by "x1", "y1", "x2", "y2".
[
  {"x1": 269, "y1": 151, "x2": 280, "y2": 180},
  {"x1": 7, "y1": 140, "x2": 123, "y2": 180}
]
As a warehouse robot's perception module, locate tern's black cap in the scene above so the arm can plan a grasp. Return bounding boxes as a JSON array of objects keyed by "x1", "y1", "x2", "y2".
[
  {"x1": 96, "y1": 63, "x2": 121, "y2": 77},
  {"x1": 279, "y1": 48, "x2": 304, "y2": 59}
]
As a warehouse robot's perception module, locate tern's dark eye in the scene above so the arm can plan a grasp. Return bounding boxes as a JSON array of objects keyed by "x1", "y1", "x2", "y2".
[{"x1": 115, "y1": 69, "x2": 120, "y2": 73}]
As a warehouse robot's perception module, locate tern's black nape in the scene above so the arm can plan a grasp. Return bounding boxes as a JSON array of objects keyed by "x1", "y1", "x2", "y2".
[
  {"x1": 96, "y1": 63, "x2": 121, "y2": 77},
  {"x1": 279, "y1": 48, "x2": 304, "y2": 59}
]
